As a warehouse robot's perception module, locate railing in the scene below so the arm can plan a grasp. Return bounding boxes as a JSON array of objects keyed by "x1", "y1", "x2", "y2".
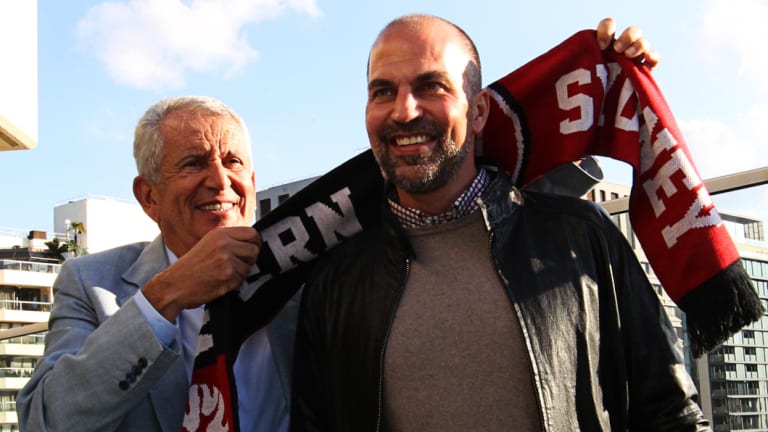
[
  {"x1": 0, "y1": 333, "x2": 44, "y2": 345},
  {"x1": 0, "y1": 322, "x2": 47, "y2": 342},
  {"x1": 0, "y1": 259, "x2": 61, "y2": 275},
  {"x1": 600, "y1": 166, "x2": 768, "y2": 215},
  {"x1": 0, "y1": 300, "x2": 51, "y2": 313},
  {"x1": 0, "y1": 400, "x2": 15, "y2": 413},
  {"x1": 0, "y1": 367, "x2": 34, "y2": 378}
]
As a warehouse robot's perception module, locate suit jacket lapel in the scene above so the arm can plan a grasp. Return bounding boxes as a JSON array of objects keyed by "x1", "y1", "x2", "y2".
[{"x1": 121, "y1": 236, "x2": 169, "y2": 299}]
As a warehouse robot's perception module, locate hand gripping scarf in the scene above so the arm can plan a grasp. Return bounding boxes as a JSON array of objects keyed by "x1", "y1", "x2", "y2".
[{"x1": 183, "y1": 29, "x2": 762, "y2": 431}]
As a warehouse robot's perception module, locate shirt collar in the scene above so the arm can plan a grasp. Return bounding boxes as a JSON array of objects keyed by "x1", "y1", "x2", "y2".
[{"x1": 388, "y1": 168, "x2": 491, "y2": 229}]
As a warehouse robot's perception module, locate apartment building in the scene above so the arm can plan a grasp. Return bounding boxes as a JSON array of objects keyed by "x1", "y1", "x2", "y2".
[
  {"x1": 590, "y1": 179, "x2": 768, "y2": 432},
  {"x1": 0, "y1": 229, "x2": 59, "y2": 431},
  {"x1": 695, "y1": 213, "x2": 768, "y2": 432},
  {"x1": 0, "y1": 195, "x2": 157, "y2": 430}
]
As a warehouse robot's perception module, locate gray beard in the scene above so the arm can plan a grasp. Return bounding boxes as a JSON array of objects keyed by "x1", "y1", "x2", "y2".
[{"x1": 378, "y1": 136, "x2": 471, "y2": 194}]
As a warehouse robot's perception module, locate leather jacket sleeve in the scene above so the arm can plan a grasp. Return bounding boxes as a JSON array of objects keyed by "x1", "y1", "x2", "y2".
[{"x1": 605, "y1": 217, "x2": 710, "y2": 431}]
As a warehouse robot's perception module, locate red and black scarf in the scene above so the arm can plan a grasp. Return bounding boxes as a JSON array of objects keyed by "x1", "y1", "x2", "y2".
[{"x1": 183, "y1": 29, "x2": 762, "y2": 431}]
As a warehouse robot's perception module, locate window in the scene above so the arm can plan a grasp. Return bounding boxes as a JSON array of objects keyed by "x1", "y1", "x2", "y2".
[
  {"x1": 259, "y1": 198, "x2": 272, "y2": 216},
  {"x1": 278, "y1": 193, "x2": 290, "y2": 204}
]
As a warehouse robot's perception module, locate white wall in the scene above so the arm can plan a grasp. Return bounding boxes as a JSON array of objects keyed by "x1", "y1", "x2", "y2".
[
  {"x1": 0, "y1": 0, "x2": 38, "y2": 150},
  {"x1": 54, "y1": 197, "x2": 159, "y2": 254}
]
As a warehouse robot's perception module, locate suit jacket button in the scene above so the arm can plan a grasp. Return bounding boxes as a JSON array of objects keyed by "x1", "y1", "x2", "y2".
[
  {"x1": 118, "y1": 380, "x2": 129, "y2": 391},
  {"x1": 138, "y1": 357, "x2": 148, "y2": 368}
]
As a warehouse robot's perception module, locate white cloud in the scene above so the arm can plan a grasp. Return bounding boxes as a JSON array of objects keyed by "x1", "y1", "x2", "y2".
[
  {"x1": 77, "y1": 0, "x2": 322, "y2": 90},
  {"x1": 700, "y1": 0, "x2": 768, "y2": 96},
  {"x1": 680, "y1": 106, "x2": 768, "y2": 179},
  {"x1": 679, "y1": 0, "x2": 768, "y2": 179}
]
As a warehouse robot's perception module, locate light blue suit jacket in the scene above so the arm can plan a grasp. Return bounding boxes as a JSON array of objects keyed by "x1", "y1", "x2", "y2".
[{"x1": 17, "y1": 236, "x2": 299, "y2": 432}]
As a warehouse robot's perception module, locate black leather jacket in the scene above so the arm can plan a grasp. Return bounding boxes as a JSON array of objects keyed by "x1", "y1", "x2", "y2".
[{"x1": 291, "y1": 172, "x2": 710, "y2": 432}]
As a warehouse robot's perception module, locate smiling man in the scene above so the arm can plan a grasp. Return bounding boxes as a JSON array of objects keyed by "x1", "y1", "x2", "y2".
[
  {"x1": 290, "y1": 15, "x2": 710, "y2": 432},
  {"x1": 17, "y1": 97, "x2": 293, "y2": 432}
]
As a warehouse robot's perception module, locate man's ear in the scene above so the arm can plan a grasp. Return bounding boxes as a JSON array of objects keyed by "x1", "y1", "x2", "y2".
[
  {"x1": 471, "y1": 88, "x2": 490, "y2": 134},
  {"x1": 133, "y1": 176, "x2": 160, "y2": 223}
]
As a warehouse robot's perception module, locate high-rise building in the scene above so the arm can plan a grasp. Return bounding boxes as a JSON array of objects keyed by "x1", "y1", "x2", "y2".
[
  {"x1": 589, "y1": 180, "x2": 768, "y2": 432},
  {"x1": 694, "y1": 213, "x2": 768, "y2": 432}
]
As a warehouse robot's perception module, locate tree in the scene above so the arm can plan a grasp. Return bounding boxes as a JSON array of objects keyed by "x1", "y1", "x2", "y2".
[
  {"x1": 44, "y1": 238, "x2": 68, "y2": 255},
  {"x1": 69, "y1": 221, "x2": 86, "y2": 256}
]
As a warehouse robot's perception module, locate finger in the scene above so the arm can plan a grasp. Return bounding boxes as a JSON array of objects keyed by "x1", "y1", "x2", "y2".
[
  {"x1": 613, "y1": 25, "x2": 643, "y2": 53},
  {"x1": 222, "y1": 225, "x2": 261, "y2": 242},
  {"x1": 624, "y1": 38, "x2": 648, "y2": 58},
  {"x1": 596, "y1": 17, "x2": 616, "y2": 50},
  {"x1": 234, "y1": 241, "x2": 262, "y2": 266},
  {"x1": 642, "y1": 48, "x2": 660, "y2": 69}
]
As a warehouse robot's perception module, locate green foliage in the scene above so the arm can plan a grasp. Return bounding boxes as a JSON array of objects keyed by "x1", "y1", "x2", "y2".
[
  {"x1": 65, "y1": 239, "x2": 79, "y2": 252},
  {"x1": 44, "y1": 238, "x2": 68, "y2": 254}
]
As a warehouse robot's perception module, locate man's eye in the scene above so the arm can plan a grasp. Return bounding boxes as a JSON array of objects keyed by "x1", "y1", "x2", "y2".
[
  {"x1": 180, "y1": 159, "x2": 204, "y2": 171},
  {"x1": 370, "y1": 88, "x2": 394, "y2": 100},
  {"x1": 420, "y1": 82, "x2": 443, "y2": 92},
  {"x1": 226, "y1": 157, "x2": 245, "y2": 168}
]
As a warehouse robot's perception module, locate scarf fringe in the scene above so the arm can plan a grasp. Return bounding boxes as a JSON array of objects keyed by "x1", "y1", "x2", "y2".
[{"x1": 678, "y1": 260, "x2": 764, "y2": 357}]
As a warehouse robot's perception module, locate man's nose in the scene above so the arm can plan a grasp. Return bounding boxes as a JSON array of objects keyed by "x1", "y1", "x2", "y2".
[
  {"x1": 391, "y1": 91, "x2": 421, "y2": 123},
  {"x1": 206, "y1": 162, "x2": 232, "y2": 188}
]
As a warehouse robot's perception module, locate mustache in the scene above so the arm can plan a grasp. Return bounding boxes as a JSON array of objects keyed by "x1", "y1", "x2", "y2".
[{"x1": 376, "y1": 118, "x2": 443, "y2": 142}]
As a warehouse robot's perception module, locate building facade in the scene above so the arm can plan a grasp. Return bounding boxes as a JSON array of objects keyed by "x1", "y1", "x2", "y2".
[
  {"x1": 255, "y1": 177, "x2": 319, "y2": 220},
  {"x1": 696, "y1": 215, "x2": 768, "y2": 432},
  {"x1": 0, "y1": 229, "x2": 59, "y2": 431},
  {"x1": 590, "y1": 181, "x2": 768, "y2": 432},
  {"x1": 52, "y1": 195, "x2": 159, "y2": 254},
  {"x1": 0, "y1": 195, "x2": 158, "y2": 431}
]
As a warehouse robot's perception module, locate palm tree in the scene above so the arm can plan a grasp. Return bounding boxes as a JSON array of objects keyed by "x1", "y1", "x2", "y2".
[
  {"x1": 44, "y1": 238, "x2": 68, "y2": 256},
  {"x1": 68, "y1": 221, "x2": 87, "y2": 256}
]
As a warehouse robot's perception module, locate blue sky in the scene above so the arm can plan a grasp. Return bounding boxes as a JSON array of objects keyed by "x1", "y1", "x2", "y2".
[{"x1": 3, "y1": 0, "x2": 767, "y2": 234}]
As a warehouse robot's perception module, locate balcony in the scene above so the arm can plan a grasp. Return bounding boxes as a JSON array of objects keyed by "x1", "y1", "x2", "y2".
[
  {"x1": 0, "y1": 300, "x2": 51, "y2": 327},
  {"x1": 0, "y1": 260, "x2": 60, "y2": 275},
  {"x1": 0, "y1": 300, "x2": 50, "y2": 313},
  {"x1": 0, "y1": 406, "x2": 17, "y2": 427},
  {"x1": 0, "y1": 260, "x2": 59, "y2": 290}
]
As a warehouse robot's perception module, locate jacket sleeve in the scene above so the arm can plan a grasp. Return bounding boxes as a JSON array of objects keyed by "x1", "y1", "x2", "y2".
[
  {"x1": 16, "y1": 258, "x2": 181, "y2": 432},
  {"x1": 290, "y1": 276, "x2": 330, "y2": 432},
  {"x1": 606, "y1": 219, "x2": 711, "y2": 432}
]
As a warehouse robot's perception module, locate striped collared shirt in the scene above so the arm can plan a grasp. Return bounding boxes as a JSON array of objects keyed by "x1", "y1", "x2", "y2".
[{"x1": 388, "y1": 168, "x2": 491, "y2": 229}]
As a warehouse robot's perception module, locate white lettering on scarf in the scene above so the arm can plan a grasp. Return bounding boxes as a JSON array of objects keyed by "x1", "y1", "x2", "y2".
[
  {"x1": 240, "y1": 187, "x2": 362, "y2": 301},
  {"x1": 183, "y1": 384, "x2": 228, "y2": 432},
  {"x1": 638, "y1": 106, "x2": 721, "y2": 247},
  {"x1": 556, "y1": 63, "x2": 637, "y2": 133},
  {"x1": 556, "y1": 65, "x2": 721, "y2": 249}
]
